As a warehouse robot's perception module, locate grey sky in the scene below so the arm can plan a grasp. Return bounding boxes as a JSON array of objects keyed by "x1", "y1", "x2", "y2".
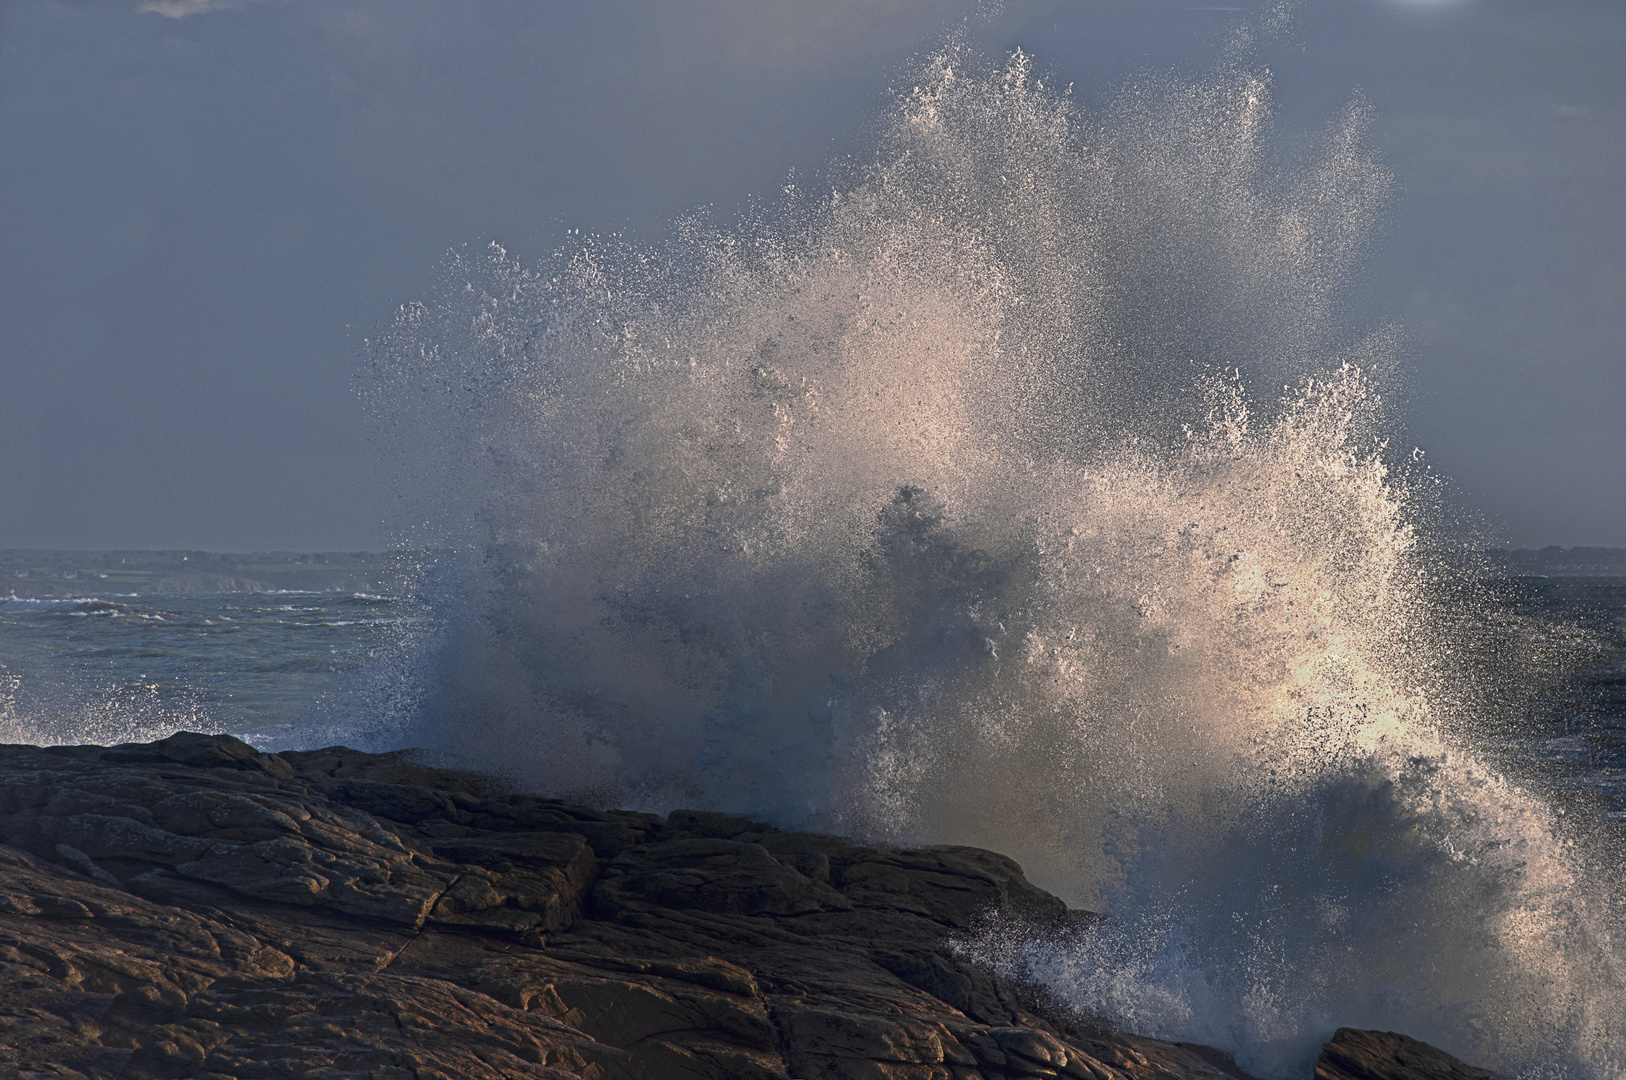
[{"x1": 1, "y1": 0, "x2": 1621, "y2": 549}]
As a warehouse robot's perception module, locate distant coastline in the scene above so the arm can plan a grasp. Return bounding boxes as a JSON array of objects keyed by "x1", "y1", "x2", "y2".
[
  {"x1": 3, "y1": 546, "x2": 1624, "y2": 600},
  {"x1": 0, "y1": 548, "x2": 419, "y2": 599},
  {"x1": 1482, "y1": 546, "x2": 1626, "y2": 577}
]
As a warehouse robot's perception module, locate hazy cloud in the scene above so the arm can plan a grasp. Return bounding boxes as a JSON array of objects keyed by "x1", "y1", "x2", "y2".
[{"x1": 137, "y1": 0, "x2": 241, "y2": 15}]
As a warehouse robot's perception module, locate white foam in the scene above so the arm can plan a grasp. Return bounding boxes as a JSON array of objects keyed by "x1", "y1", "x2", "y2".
[
  {"x1": 359, "y1": 44, "x2": 1625, "y2": 1078},
  {"x1": 1, "y1": 596, "x2": 116, "y2": 611}
]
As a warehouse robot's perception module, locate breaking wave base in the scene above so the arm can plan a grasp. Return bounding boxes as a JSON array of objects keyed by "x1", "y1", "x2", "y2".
[{"x1": 359, "y1": 45, "x2": 1626, "y2": 1078}]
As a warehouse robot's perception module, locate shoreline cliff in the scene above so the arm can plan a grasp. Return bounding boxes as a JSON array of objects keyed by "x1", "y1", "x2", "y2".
[{"x1": 0, "y1": 733, "x2": 1488, "y2": 1080}]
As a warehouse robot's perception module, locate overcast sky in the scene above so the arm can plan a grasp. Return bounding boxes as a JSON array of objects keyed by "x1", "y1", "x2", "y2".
[{"x1": 1, "y1": 0, "x2": 1621, "y2": 550}]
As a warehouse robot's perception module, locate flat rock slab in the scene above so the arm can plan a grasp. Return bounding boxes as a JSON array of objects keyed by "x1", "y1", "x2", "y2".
[{"x1": 0, "y1": 733, "x2": 1487, "y2": 1080}]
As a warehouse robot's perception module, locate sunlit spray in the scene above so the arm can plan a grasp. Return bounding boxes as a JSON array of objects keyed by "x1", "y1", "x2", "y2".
[{"x1": 364, "y1": 44, "x2": 1625, "y2": 1079}]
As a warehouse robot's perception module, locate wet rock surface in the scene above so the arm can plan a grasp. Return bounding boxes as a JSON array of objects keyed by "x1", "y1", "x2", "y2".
[
  {"x1": 1313, "y1": 1029, "x2": 1495, "y2": 1080},
  {"x1": 0, "y1": 733, "x2": 1490, "y2": 1080}
]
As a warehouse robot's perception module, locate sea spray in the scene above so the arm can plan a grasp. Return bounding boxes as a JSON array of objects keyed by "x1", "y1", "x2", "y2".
[
  {"x1": 364, "y1": 44, "x2": 1625, "y2": 1078},
  {"x1": 0, "y1": 601, "x2": 220, "y2": 749}
]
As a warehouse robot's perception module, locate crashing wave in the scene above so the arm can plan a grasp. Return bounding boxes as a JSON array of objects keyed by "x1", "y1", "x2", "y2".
[{"x1": 362, "y1": 44, "x2": 1625, "y2": 1079}]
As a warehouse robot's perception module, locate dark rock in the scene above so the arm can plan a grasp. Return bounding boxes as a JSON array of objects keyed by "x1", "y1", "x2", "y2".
[
  {"x1": 0, "y1": 734, "x2": 1491, "y2": 1080},
  {"x1": 101, "y1": 732, "x2": 295, "y2": 779},
  {"x1": 330, "y1": 777, "x2": 465, "y2": 823},
  {"x1": 832, "y1": 844, "x2": 1069, "y2": 928},
  {"x1": 594, "y1": 837, "x2": 852, "y2": 917},
  {"x1": 1315, "y1": 1028, "x2": 1495, "y2": 1080},
  {"x1": 427, "y1": 830, "x2": 598, "y2": 935}
]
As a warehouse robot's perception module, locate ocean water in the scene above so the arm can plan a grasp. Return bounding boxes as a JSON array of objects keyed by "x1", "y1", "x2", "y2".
[
  {"x1": 3, "y1": 577, "x2": 1618, "y2": 813},
  {"x1": 1474, "y1": 578, "x2": 1626, "y2": 830},
  {"x1": 0, "y1": 591, "x2": 421, "y2": 748},
  {"x1": 6, "y1": 40, "x2": 1626, "y2": 1080}
]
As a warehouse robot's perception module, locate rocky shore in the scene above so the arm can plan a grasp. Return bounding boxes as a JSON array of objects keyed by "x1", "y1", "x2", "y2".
[{"x1": 0, "y1": 733, "x2": 1491, "y2": 1080}]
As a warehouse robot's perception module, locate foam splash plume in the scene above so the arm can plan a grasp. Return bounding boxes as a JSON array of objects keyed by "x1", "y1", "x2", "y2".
[
  {"x1": 365, "y1": 45, "x2": 1626, "y2": 1078},
  {"x1": 0, "y1": 660, "x2": 219, "y2": 749}
]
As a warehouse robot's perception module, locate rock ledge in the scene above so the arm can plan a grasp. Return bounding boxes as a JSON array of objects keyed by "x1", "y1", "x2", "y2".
[{"x1": 0, "y1": 734, "x2": 1490, "y2": 1080}]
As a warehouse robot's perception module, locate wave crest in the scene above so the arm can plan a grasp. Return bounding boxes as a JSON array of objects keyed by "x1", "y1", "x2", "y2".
[{"x1": 364, "y1": 45, "x2": 1624, "y2": 1078}]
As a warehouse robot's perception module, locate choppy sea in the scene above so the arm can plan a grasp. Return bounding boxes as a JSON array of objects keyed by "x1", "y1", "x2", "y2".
[
  {"x1": 0, "y1": 586, "x2": 422, "y2": 750},
  {"x1": 1482, "y1": 576, "x2": 1626, "y2": 831},
  {"x1": 3, "y1": 570, "x2": 1621, "y2": 834}
]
